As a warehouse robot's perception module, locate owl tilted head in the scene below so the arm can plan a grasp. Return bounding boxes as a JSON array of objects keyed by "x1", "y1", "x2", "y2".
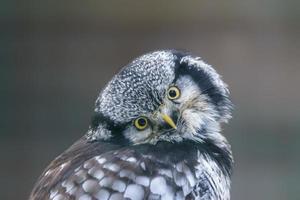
[
  {"x1": 29, "y1": 50, "x2": 234, "y2": 200},
  {"x1": 87, "y1": 50, "x2": 232, "y2": 147}
]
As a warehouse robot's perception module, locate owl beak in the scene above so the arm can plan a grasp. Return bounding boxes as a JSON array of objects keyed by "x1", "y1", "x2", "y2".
[{"x1": 161, "y1": 113, "x2": 177, "y2": 130}]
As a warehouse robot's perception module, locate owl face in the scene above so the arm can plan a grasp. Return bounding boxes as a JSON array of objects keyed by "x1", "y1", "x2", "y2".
[{"x1": 88, "y1": 50, "x2": 232, "y2": 145}]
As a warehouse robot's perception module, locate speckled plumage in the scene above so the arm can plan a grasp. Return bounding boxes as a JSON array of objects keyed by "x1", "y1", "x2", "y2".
[
  {"x1": 29, "y1": 50, "x2": 233, "y2": 200},
  {"x1": 97, "y1": 51, "x2": 176, "y2": 123}
]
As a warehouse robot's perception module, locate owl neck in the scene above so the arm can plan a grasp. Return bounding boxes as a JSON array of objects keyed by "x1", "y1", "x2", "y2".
[
  {"x1": 131, "y1": 139, "x2": 233, "y2": 179},
  {"x1": 198, "y1": 136, "x2": 233, "y2": 177},
  {"x1": 194, "y1": 122, "x2": 233, "y2": 177}
]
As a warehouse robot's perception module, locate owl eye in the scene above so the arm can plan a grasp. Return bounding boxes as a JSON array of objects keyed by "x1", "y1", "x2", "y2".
[
  {"x1": 134, "y1": 117, "x2": 148, "y2": 130},
  {"x1": 167, "y1": 86, "x2": 181, "y2": 100}
]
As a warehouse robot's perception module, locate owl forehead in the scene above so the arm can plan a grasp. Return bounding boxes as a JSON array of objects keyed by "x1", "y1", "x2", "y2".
[{"x1": 97, "y1": 51, "x2": 176, "y2": 123}]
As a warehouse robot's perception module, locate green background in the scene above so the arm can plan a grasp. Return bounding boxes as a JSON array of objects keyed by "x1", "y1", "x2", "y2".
[{"x1": 1, "y1": 0, "x2": 300, "y2": 199}]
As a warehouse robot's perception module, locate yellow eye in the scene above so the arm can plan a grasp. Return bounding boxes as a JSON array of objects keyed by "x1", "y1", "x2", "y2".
[
  {"x1": 167, "y1": 86, "x2": 181, "y2": 100},
  {"x1": 134, "y1": 117, "x2": 148, "y2": 130}
]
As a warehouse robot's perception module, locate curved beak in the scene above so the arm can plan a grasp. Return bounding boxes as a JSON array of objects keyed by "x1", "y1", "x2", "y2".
[{"x1": 161, "y1": 113, "x2": 177, "y2": 130}]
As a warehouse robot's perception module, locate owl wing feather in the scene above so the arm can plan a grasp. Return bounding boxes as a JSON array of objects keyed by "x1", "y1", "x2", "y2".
[{"x1": 29, "y1": 139, "x2": 220, "y2": 200}]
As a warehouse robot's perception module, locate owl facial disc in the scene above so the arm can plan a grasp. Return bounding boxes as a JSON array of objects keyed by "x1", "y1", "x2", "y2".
[{"x1": 88, "y1": 50, "x2": 232, "y2": 146}]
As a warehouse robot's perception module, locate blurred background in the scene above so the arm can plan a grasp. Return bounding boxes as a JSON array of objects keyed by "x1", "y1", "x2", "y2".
[{"x1": 1, "y1": 0, "x2": 300, "y2": 199}]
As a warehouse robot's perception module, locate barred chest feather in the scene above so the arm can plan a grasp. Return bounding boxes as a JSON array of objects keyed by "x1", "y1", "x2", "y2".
[{"x1": 30, "y1": 139, "x2": 232, "y2": 200}]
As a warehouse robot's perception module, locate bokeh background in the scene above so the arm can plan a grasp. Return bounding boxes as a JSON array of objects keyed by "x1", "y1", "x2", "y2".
[{"x1": 1, "y1": 0, "x2": 300, "y2": 199}]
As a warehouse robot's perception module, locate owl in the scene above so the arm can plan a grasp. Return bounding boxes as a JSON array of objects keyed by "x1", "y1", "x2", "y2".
[{"x1": 29, "y1": 50, "x2": 233, "y2": 200}]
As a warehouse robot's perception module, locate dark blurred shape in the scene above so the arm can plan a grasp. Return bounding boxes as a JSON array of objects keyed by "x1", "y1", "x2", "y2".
[{"x1": 1, "y1": 0, "x2": 300, "y2": 199}]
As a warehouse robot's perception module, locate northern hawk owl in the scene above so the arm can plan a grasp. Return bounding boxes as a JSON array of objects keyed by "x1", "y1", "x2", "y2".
[{"x1": 29, "y1": 50, "x2": 233, "y2": 200}]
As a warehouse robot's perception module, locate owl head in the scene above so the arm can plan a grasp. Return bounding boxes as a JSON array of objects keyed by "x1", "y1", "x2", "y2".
[{"x1": 87, "y1": 50, "x2": 232, "y2": 147}]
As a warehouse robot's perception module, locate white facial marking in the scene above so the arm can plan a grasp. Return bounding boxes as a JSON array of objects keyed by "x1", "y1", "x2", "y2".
[
  {"x1": 175, "y1": 76, "x2": 208, "y2": 136},
  {"x1": 124, "y1": 126, "x2": 153, "y2": 144},
  {"x1": 180, "y1": 55, "x2": 229, "y2": 100},
  {"x1": 150, "y1": 176, "x2": 168, "y2": 195},
  {"x1": 124, "y1": 184, "x2": 144, "y2": 200},
  {"x1": 88, "y1": 50, "x2": 232, "y2": 147}
]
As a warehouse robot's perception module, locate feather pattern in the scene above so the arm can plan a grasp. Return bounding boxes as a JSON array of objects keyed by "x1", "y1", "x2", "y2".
[
  {"x1": 30, "y1": 139, "x2": 232, "y2": 200},
  {"x1": 29, "y1": 50, "x2": 233, "y2": 200}
]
